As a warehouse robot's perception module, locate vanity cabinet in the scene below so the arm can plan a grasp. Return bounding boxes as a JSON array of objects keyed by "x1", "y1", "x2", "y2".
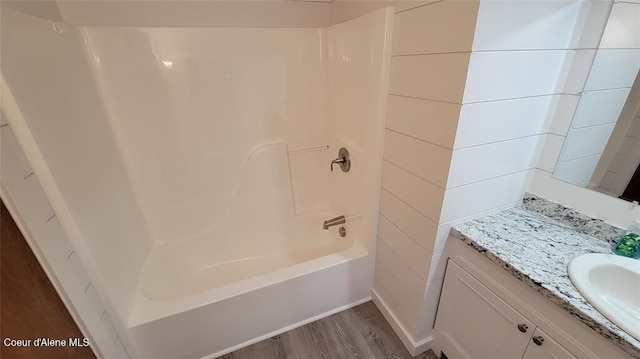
[
  {"x1": 433, "y1": 237, "x2": 633, "y2": 359},
  {"x1": 436, "y1": 260, "x2": 575, "y2": 359},
  {"x1": 436, "y1": 260, "x2": 535, "y2": 358}
]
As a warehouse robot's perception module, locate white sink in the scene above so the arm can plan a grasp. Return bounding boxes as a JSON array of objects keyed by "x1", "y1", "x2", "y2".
[{"x1": 568, "y1": 253, "x2": 640, "y2": 341}]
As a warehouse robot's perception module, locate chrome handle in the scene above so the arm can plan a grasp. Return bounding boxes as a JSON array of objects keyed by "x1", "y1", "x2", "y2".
[
  {"x1": 330, "y1": 158, "x2": 345, "y2": 171},
  {"x1": 517, "y1": 323, "x2": 528, "y2": 333},
  {"x1": 533, "y1": 336, "x2": 544, "y2": 346},
  {"x1": 330, "y1": 148, "x2": 351, "y2": 172}
]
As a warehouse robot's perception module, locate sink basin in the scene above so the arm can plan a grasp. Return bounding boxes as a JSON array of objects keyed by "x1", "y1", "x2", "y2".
[{"x1": 568, "y1": 253, "x2": 640, "y2": 341}]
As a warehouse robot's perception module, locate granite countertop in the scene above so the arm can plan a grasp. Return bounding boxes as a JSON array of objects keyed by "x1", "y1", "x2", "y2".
[{"x1": 450, "y1": 197, "x2": 640, "y2": 358}]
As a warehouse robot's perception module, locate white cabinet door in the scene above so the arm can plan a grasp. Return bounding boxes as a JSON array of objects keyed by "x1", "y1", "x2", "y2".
[
  {"x1": 435, "y1": 260, "x2": 534, "y2": 359},
  {"x1": 523, "y1": 327, "x2": 577, "y2": 359}
]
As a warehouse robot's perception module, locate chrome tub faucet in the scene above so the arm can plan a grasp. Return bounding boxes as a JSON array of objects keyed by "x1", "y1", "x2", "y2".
[{"x1": 323, "y1": 215, "x2": 346, "y2": 230}]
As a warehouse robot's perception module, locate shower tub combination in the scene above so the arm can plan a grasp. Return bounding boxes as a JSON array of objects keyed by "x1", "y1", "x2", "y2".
[{"x1": 1, "y1": 5, "x2": 393, "y2": 358}]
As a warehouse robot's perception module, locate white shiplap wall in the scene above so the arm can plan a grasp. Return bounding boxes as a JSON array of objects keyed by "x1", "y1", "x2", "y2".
[
  {"x1": 372, "y1": 0, "x2": 479, "y2": 351},
  {"x1": 372, "y1": 0, "x2": 618, "y2": 354},
  {"x1": 431, "y1": 0, "x2": 612, "y2": 341}
]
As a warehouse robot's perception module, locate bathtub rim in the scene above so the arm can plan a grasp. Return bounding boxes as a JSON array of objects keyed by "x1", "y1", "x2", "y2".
[
  {"x1": 137, "y1": 230, "x2": 356, "y2": 302},
  {"x1": 128, "y1": 239, "x2": 367, "y2": 327}
]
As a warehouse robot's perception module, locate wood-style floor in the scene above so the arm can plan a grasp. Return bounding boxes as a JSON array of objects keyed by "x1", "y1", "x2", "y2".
[
  {"x1": 1, "y1": 201, "x2": 96, "y2": 359},
  {"x1": 220, "y1": 301, "x2": 438, "y2": 359}
]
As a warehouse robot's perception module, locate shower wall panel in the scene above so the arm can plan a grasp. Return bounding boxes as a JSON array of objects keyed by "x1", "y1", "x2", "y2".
[{"x1": 81, "y1": 27, "x2": 328, "y2": 243}]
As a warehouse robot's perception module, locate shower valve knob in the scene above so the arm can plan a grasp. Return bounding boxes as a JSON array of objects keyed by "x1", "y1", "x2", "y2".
[{"x1": 331, "y1": 147, "x2": 351, "y2": 172}]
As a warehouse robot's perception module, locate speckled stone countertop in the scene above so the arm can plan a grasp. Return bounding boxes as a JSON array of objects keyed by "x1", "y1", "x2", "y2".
[{"x1": 450, "y1": 195, "x2": 640, "y2": 358}]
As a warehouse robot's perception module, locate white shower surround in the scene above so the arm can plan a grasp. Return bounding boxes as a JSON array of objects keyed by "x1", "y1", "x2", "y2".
[{"x1": 1, "y1": 6, "x2": 393, "y2": 358}]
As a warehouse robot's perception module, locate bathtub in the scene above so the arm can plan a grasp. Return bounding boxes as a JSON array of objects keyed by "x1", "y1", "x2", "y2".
[
  {"x1": 138, "y1": 211, "x2": 357, "y2": 304},
  {"x1": 124, "y1": 141, "x2": 372, "y2": 357},
  {"x1": 1, "y1": 4, "x2": 393, "y2": 358},
  {"x1": 130, "y1": 224, "x2": 370, "y2": 358}
]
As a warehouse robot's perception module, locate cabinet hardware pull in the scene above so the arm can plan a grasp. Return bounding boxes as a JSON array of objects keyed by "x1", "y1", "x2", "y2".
[
  {"x1": 533, "y1": 336, "x2": 544, "y2": 346},
  {"x1": 517, "y1": 324, "x2": 528, "y2": 333}
]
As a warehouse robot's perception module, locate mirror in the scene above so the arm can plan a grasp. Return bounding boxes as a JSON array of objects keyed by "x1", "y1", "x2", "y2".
[{"x1": 552, "y1": 1, "x2": 640, "y2": 202}]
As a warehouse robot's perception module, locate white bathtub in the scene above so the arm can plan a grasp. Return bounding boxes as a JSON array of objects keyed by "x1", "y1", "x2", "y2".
[
  {"x1": 125, "y1": 141, "x2": 372, "y2": 357},
  {"x1": 130, "y1": 227, "x2": 370, "y2": 358},
  {"x1": 138, "y1": 212, "x2": 355, "y2": 304}
]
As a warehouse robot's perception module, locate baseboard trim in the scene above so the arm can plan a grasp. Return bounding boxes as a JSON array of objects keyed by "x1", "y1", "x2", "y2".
[{"x1": 371, "y1": 289, "x2": 433, "y2": 356}]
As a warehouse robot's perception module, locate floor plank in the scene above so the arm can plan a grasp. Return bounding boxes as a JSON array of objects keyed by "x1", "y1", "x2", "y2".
[
  {"x1": 284, "y1": 322, "x2": 332, "y2": 359},
  {"x1": 348, "y1": 302, "x2": 408, "y2": 358},
  {"x1": 0, "y1": 201, "x2": 96, "y2": 359},
  {"x1": 220, "y1": 301, "x2": 438, "y2": 359}
]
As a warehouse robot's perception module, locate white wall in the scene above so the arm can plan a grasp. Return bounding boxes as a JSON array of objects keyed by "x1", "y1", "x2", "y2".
[
  {"x1": 421, "y1": 0, "x2": 600, "y2": 344},
  {"x1": 1, "y1": 8, "x2": 152, "y2": 328},
  {"x1": 372, "y1": 0, "x2": 479, "y2": 351},
  {"x1": 2, "y1": 0, "x2": 331, "y2": 27},
  {"x1": 451, "y1": 0, "x2": 603, "y2": 227},
  {"x1": 330, "y1": 0, "x2": 445, "y2": 25},
  {"x1": 433, "y1": 2, "x2": 640, "y2": 340},
  {"x1": 1, "y1": 0, "x2": 62, "y2": 20},
  {"x1": 372, "y1": 1, "x2": 628, "y2": 354},
  {"x1": 56, "y1": 0, "x2": 330, "y2": 27}
]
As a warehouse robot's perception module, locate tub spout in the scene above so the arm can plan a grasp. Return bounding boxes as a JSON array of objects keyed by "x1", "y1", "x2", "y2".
[{"x1": 323, "y1": 215, "x2": 346, "y2": 230}]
